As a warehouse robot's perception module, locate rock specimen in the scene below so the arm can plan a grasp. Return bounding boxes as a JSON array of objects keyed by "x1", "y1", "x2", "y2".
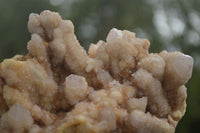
[{"x1": 0, "y1": 10, "x2": 193, "y2": 133}]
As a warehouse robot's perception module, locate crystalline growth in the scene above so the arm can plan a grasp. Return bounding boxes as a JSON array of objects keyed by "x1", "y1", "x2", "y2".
[{"x1": 0, "y1": 10, "x2": 193, "y2": 133}]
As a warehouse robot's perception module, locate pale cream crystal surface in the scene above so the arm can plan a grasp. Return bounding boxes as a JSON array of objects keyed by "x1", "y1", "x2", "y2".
[{"x1": 0, "y1": 10, "x2": 193, "y2": 133}]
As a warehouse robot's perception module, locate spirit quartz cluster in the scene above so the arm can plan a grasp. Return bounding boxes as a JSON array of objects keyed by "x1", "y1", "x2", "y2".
[{"x1": 0, "y1": 10, "x2": 193, "y2": 133}]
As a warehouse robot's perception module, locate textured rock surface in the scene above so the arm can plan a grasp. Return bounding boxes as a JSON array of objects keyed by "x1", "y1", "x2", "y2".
[{"x1": 0, "y1": 10, "x2": 193, "y2": 133}]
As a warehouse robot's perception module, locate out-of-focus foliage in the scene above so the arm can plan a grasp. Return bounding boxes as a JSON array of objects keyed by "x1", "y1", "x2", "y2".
[{"x1": 0, "y1": 0, "x2": 200, "y2": 132}]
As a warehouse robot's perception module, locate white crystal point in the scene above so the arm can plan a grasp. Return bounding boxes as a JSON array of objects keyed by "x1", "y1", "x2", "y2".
[
  {"x1": 174, "y1": 54, "x2": 193, "y2": 80},
  {"x1": 164, "y1": 53, "x2": 194, "y2": 89},
  {"x1": 106, "y1": 28, "x2": 123, "y2": 44}
]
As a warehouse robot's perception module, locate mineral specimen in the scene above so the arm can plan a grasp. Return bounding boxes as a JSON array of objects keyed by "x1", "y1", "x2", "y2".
[{"x1": 0, "y1": 10, "x2": 193, "y2": 133}]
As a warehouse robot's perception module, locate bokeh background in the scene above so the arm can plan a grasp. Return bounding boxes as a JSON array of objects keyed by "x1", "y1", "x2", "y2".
[{"x1": 0, "y1": 0, "x2": 199, "y2": 132}]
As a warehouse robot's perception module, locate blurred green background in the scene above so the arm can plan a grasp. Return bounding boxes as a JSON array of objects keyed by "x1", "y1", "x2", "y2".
[{"x1": 0, "y1": 0, "x2": 199, "y2": 132}]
